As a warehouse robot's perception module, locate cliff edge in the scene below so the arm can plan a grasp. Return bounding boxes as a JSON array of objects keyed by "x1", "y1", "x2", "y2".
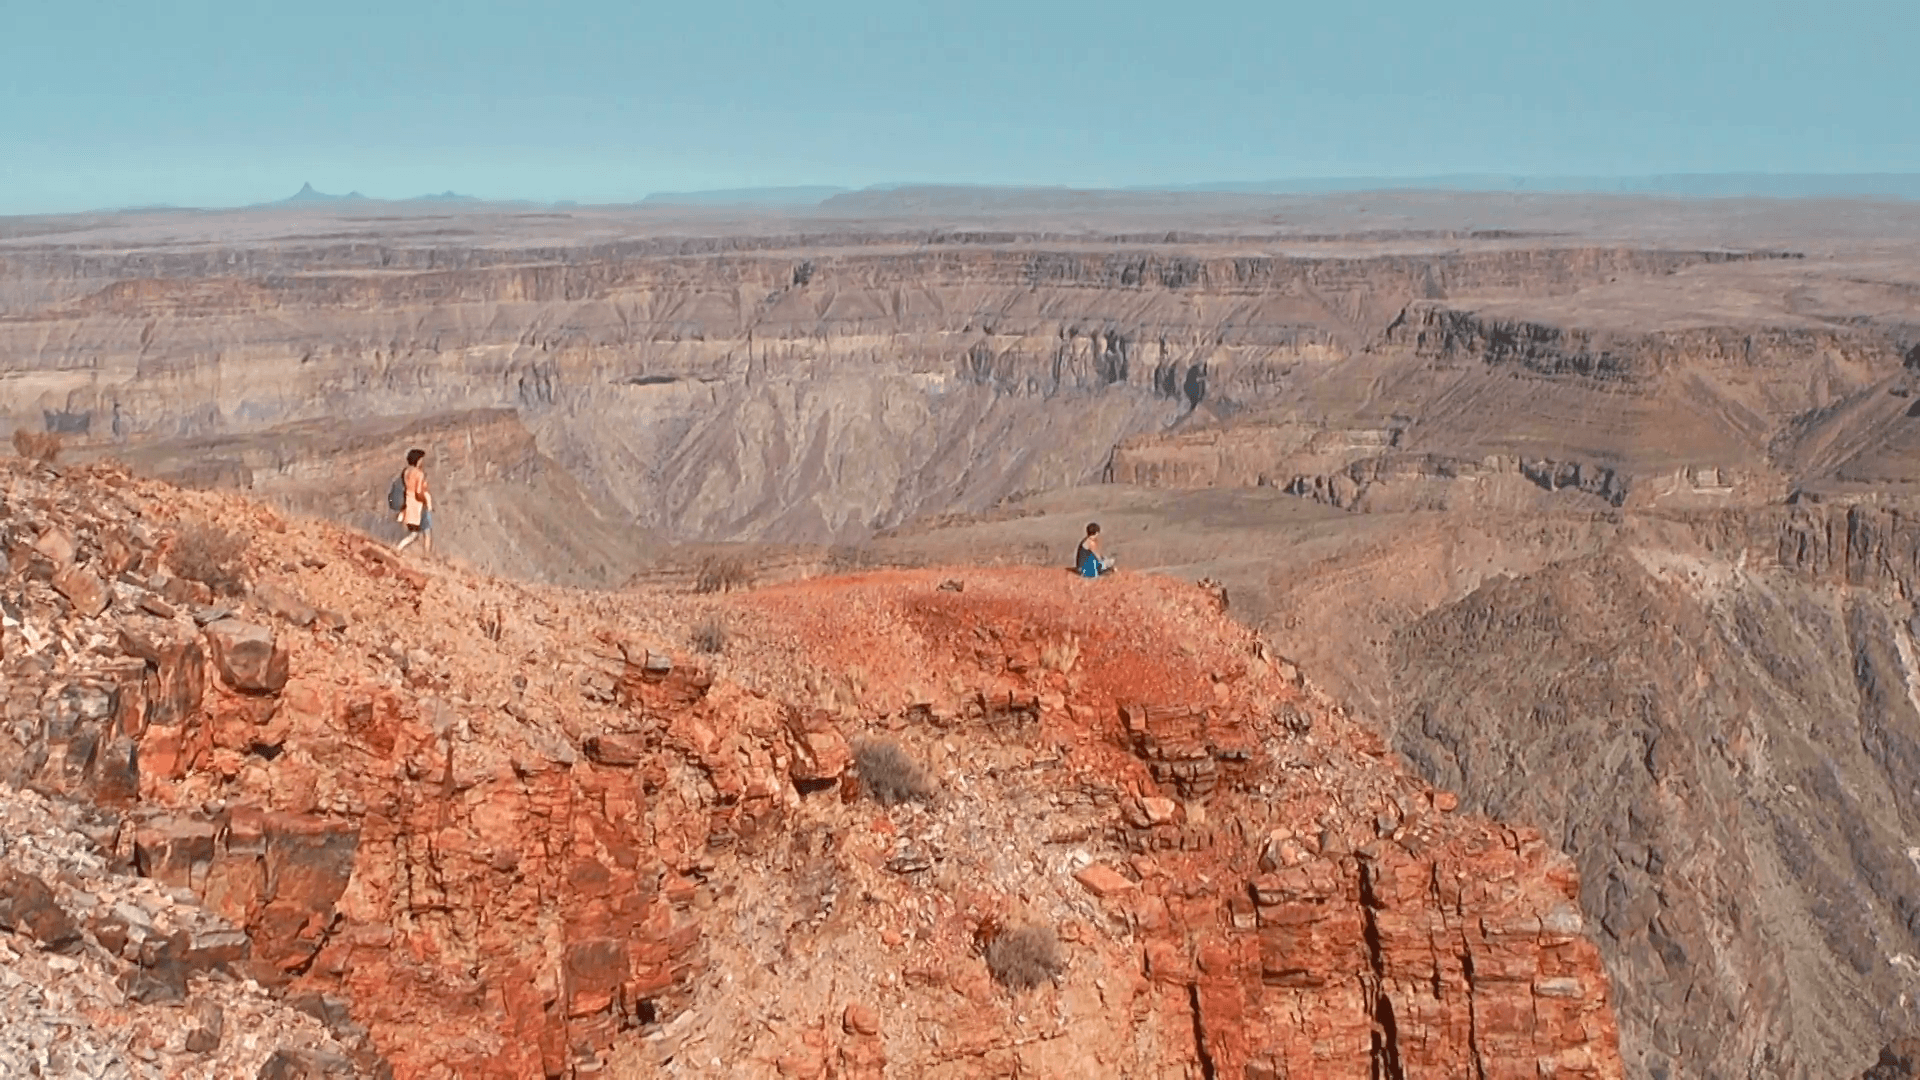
[{"x1": 0, "y1": 458, "x2": 1622, "y2": 1077}]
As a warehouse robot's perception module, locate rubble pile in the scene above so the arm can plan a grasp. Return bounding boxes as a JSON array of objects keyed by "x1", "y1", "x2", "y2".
[
  {"x1": 0, "y1": 458, "x2": 1627, "y2": 1077},
  {"x1": 0, "y1": 784, "x2": 356, "y2": 1079}
]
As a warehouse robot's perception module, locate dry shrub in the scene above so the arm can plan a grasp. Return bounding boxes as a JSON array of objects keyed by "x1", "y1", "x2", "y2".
[
  {"x1": 1275, "y1": 702, "x2": 1313, "y2": 736},
  {"x1": 985, "y1": 924, "x2": 1064, "y2": 991},
  {"x1": 11, "y1": 430, "x2": 62, "y2": 464},
  {"x1": 171, "y1": 523, "x2": 249, "y2": 596},
  {"x1": 693, "y1": 554, "x2": 753, "y2": 594},
  {"x1": 1039, "y1": 634, "x2": 1080, "y2": 673},
  {"x1": 692, "y1": 617, "x2": 728, "y2": 655},
  {"x1": 826, "y1": 544, "x2": 883, "y2": 572},
  {"x1": 853, "y1": 738, "x2": 935, "y2": 805}
]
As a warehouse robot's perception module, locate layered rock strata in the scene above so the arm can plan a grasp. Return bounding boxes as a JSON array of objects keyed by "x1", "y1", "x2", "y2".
[{"x1": 0, "y1": 228, "x2": 1795, "y2": 543}]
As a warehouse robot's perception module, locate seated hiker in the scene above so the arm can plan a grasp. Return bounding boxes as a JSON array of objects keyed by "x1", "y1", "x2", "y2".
[{"x1": 1075, "y1": 522, "x2": 1115, "y2": 577}]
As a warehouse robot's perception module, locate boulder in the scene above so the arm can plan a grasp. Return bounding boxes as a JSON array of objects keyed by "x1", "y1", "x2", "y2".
[
  {"x1": 132, "y1": 816, "x2": 220, "y2": 892},
  {"x1": 185, "y1": 1001, "x2": 225, "y2": 1054},
  {"x1": 122, "y1": 966, "x2": 189, "y2": 1004},
  {"x1": 842, "y1": 1002, "x2": 881, "y2": 1036},
  {"x1": 253, "y1": 580, "x2": 317, "y2": 628},
  {"x1": 1865, "y1": 1039, "x2": 1920, "y2": 1080},
  {"x1": 52, "y1": 564, "x2": 109, "y2": 618},
  {"x1": 95, "y1": 533, "x2": 135, "y2": 577},
  {"x1": 204, "y1": 619, "x2": 290, "y2": 694},
  {"x1": 139, "y1": 595, "x2": 178, "y2": 619},
  {"x1": 193, "y1": 604, "x2": 235, "y2": 626},
  {"x1": 119, "y1": 620, "x2": 207, "y2": 726},
  {"x1": 787, "y1": 710, "x2": 852, "y2": 788},
  {"x1": 248, "y1": 813, "x2": 360, "y2": 974},
  {"x1": 0, "y1": 867, "x2": 81, "y2": 952},
  {"x1": 256, "y1": 1048, "x2": 361, "y2": 1080},
  {"x1": 1073, "y1": 863, "x2": 1138, "y2": 899},
  {"x1": 89, "y1": 911, "x2": 130, "y2": 956},
  {"x1": 159, "y1": 574, "x2": 207, "y2": 606},
  {"x1": 1140, "y1": 796, "x2": 1179, "y2": 825},
  {"x1": 89, "y1": 734, "x2": 141, "y2": 805},
  {"x1": 32, "y1": 527, "x2": 75, "y2": 567},
  {"x1": 583, "y1": 734, "x2": 645, "y2": 767}
]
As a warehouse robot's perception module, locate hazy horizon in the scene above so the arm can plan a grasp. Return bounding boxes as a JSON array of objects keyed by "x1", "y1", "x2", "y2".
[{"x1": 4, "y1": 0, "x2": 1916, "y2": 215}]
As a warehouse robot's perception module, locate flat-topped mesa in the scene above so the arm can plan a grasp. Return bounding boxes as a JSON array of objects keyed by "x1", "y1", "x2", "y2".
[
  {"x1": 0, "y1": 235, "x2": 1808, "y2": 548},
  {"x1": 1385, "y1": 298, "x2": 1909, "y2": 385},
  {"x1": 0, "y1": 459, "x2": 1624, "y2": 1078},
  {"x1": 0, "y1": 244, "x2": 1760, "y2": 439}
]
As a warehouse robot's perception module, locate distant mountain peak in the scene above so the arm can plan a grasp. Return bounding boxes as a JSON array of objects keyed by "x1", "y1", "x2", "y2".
[
  {"x1": 641, "y1": 185, "x2": 850, "y2": 207},
  {"x1": 282, "y1": 182, "x2": 368, "y2": 204}
]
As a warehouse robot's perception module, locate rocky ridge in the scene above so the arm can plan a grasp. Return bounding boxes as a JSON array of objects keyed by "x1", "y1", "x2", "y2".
[
  {"x1": 834, "y1": 480, "x2": 1920, "y2": 1078},
  {"x1": 63, "y1": 408, "x2": 659, "y2": 588},
  {"x1": 1, "y1": 456, "x2": 1625, "y2": 1077}
]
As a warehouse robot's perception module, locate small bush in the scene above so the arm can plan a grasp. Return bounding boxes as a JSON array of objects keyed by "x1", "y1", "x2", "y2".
[
  {"x1": 854, "y1": 738, "x2": 935, "y2": 805},
  {"x1": 171, "y1": 523, "x2": 249, "y2": 596},
  {"x1": 1039, "y1": 635, "x2": 1080, "y2": 673},
  {"x1": 11, "y1": 430, "x2": 62, "y2": 464},
  {"x1": 985, "y1": 924, "x2": 1063, "y2": 991},
  {"x1": 693, "y1": 554, "x2": 753, "y2": 594},
  {"x1": 692, "y1": 617, "x2": 727, "y2": 655}
]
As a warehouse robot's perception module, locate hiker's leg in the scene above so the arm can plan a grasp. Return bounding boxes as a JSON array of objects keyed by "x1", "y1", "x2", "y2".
[
  {"x1": 421, "y1": 510, "x2": 433, "y2": 555},
  {"x1": 396, "y1": 532, "x2": 417, "y2": 551}
]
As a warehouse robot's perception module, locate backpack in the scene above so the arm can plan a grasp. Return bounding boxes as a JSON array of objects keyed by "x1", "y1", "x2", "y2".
[{"x1": 387, "y1": 474, "x2": 407, "y2": 512}]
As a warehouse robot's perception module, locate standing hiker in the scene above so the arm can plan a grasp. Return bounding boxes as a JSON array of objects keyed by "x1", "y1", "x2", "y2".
[
  {"x1": 393, "y1": 448, "x2": 434, "y2": 555},
  {"x1": 1075, "y1": 522, "x2": 1114, "y2": 578}
]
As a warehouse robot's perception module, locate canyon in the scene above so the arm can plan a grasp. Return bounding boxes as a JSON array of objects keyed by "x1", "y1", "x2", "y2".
[{"x1": 3, "y1": 190, "x2": 1920, "y2": 1077}]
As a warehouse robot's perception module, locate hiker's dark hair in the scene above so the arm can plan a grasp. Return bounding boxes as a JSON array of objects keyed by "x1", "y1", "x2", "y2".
[
  {"x1": 406, "y1": 448, "x2": 427, "y2": 466},
  {"x1": 1086, "y1": 522, "x2": 1100, "y2": 536}
]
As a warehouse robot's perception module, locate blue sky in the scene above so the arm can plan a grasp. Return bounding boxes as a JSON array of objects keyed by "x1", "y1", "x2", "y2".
[{"x1": 1, "y1": 0, "x2": 1915, "y2": 213}]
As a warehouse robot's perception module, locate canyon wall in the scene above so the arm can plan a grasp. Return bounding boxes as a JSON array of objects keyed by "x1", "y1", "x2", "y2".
[
  {"x1": 0, "y1": 231, "x2": 1807, "y2": 544},
  {"x1": 1242, "y1": 500, "x2": 1920, "y2": 1079},
  {"x1": 1386, "y1": 543, "x2": 1920, "y2": 1079}
]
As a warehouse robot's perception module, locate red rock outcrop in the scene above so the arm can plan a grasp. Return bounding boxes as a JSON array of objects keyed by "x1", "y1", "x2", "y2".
[{"x1": 0, "y1": 458, "x2": 1624, "y2": 1077}]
